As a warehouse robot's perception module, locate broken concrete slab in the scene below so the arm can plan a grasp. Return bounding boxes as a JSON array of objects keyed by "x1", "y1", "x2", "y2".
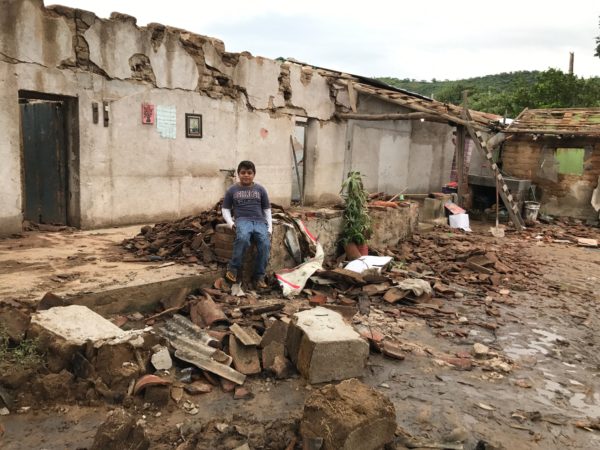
[
  {"x1": 300, "y1": 378, "x2": 396, "y2": 450},
  {"x1": 286, "y1": 307, "x2": 369, "y2": 384},
  {"x1": 30, "y1": 305, "x2": 126, "y2": 346}
]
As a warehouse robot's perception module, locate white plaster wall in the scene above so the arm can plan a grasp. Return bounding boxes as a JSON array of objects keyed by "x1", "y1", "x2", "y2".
[
  {"x1": 234, "y1": 109, "x2": 294, "y2": 204},
  {"x1": 304, "y1": 121, "x2": 346, "y2": 204},
  {"x1": 351, "y1": 123, "x2": 411, "y2": 194},
  {"x1": 408, "y1": 121, "x2": 454, "y2": 192},
  {"x1": 0, "y1": 63, "x2": 22, "y2": 233},
  {"x1": 84, "y1": 19, "x2": 198, "y2": 90},
  {"x1": 289, "y1": 65, "x2": 335, "y2": 120},
  {"x1": 351, "y1": 126, "x2": 382, "y2": 192},
  {"x1": 0, "y1": 0, "x2": 74, "y2": 68},
  {"x1": 233, "y1": 56, "x2": 284, "y2": 110}
]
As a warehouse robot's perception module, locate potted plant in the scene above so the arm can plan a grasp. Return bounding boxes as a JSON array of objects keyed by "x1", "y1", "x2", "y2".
[{"x1": 340, "y1": 171, "x2": 372, "y2": 258}]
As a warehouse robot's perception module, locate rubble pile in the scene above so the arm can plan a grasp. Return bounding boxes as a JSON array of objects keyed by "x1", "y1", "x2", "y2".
[
  {"x1": 121, "y1": 203, "x2": 224, "y2": 263},
  {"x1": 523, "y1": 217, "x2": 599, "y2": 246}
]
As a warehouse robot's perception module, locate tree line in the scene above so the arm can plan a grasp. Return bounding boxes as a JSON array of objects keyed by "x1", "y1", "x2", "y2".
[{"x1": 379, "y1": 69, "x2": 600, "y2": 118}]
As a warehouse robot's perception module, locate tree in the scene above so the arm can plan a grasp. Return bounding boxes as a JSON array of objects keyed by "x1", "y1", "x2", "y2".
[{"x1": 596, "y1": 17, "x2": 600, "y2": 58}]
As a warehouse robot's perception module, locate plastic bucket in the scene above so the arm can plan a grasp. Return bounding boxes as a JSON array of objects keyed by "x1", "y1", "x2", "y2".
[{"x1": 523, "y1": 201, "x2": 540, "y2": 223}]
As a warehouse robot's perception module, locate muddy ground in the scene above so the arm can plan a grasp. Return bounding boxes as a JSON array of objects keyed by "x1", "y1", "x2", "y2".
[{"x1": 0, "y1": 221, "x2": 599, "y2": 450}]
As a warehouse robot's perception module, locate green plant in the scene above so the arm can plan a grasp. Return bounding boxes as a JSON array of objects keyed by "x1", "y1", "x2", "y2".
[
  {"x1": 0, "y1": 329, "x2": 44, "y2": 367},
  {"x1": 340, "y1": 171, "x2": 372, "y2": 246}
]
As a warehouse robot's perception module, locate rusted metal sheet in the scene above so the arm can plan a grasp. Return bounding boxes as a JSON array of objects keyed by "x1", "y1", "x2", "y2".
[{"x1": 21, "y1": 101, "x2": 68, "y2": 224}]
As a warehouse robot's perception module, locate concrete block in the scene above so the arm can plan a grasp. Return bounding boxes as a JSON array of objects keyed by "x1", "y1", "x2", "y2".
[
  {"x1": 300, "y1": 378, "x2": 396, "y2": 450},
  {"x1": 286, "y1": 307, "x2": 369, "y2": 384}
]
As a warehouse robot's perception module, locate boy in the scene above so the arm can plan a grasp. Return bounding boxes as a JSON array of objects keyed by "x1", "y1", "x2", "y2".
[{"x1": 222, "y1": 161, "x2": 272, "y2": 289}]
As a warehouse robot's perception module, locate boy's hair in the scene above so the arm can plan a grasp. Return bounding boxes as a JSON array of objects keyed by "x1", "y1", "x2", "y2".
[{"x1": 237, "y1": 160, "x2": 256, "y2": 173}]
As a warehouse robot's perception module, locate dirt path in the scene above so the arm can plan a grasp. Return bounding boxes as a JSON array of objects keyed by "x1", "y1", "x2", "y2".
[{"x1": 0, "y1": 226, "x2": 206, "y2": 304}]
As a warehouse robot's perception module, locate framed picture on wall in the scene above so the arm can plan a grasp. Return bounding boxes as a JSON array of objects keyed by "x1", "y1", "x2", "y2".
[{"x1": 185, "y1": 113, "x2": 202, "y2": 138}]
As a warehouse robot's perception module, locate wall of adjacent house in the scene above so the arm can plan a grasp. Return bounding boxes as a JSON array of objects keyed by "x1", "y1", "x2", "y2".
[
  {"x1": 502, "y1": 137, "x2": 600, "y2": 219},
  {"x1": 343, "y1": 95, "x2": 454, "y2": 195},
  {"x1": 0, "y1": 0, "x2": 454, "y2": 233}
]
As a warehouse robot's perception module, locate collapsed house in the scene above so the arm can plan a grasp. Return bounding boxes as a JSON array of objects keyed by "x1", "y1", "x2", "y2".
[
  {"x1": 500, "y1": 108, "x2": 600, "y2": 220},
  {"x1": 0, "y1": 0, "x2": 500, "y2": 235}
]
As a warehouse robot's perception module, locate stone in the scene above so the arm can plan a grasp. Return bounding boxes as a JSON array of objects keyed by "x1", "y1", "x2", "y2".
[
  {"x1": 170, "y1": 386, "x2": 184, "y2": 403},
  {"x1": 300, "y1": 378, "x2": 396, "y2": 450},
  {"x1": 90, "y1": 409, "x2": 150, "y2": 450},
  {"x1": 472, "y1": 343, "x2": 489, "y2": 358},
  {"x1": 234, "y1": 386, "x2": 253, "y2": 400},
  {"x1": 271, "y1": 355, "x2": 294, "y2": 379},
  {"x1": 220, "y1": 378, "x2": 236, "y2": 393},
  {"x1": 286, "y1": 307, "x2": 369, "y2": 384},
  {"x1": 151, "y1": 346, "x2": 173, "y2": 371},
  {"x1": 260, "y1": 320, "x2": 289, "y2": 349},
  {"x1": 184, "y1": 382, "x2": 212, "y2": 395}
]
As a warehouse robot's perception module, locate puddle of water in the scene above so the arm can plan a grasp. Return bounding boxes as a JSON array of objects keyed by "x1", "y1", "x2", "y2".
[
  {"x1": 501, "y1": 328, "x2": 566, "y2": 360},
  {"x1": 532, "y1": 328, "x2": 565, "y2": 342},
  {"x1": 570, "y1": 392, "x2": 600, "y2": 416}
]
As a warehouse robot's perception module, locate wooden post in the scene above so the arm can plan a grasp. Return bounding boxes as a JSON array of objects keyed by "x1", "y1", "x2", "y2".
[{"x1": 455, "y1": 125, "x2": 467, "y2": 207}]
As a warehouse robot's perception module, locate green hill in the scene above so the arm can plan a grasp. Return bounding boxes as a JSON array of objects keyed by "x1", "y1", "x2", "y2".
[{"x1": 377, "y1": 70, "x2": 600, "y2": 117}]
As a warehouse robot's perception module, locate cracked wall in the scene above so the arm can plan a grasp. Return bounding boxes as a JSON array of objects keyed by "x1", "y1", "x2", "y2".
[{"x1": 1, "y1": 0, "x2": 453, "y2": 232}]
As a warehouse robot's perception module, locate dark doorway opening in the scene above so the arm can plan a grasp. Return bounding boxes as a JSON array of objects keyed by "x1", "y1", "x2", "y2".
[{"x1": 19, "y1": 91, "x2": 80, "y2": 227}]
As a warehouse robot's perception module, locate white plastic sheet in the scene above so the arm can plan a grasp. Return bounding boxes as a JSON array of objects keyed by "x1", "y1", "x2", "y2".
[
  {"x1": 275, "y1": 219, "x2": 324, "y2": 297},
  {"x1": 344, "y1": 256, "x2": 393, "y2": 274}
]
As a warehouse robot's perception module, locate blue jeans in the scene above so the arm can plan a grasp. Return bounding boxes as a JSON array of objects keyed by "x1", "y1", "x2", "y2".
[{"x1": 229, "y1": 220, "x2": 271, "y2": 279}]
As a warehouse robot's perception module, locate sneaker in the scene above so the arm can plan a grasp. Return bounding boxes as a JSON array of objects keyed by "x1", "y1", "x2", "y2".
[
  {"x1": 255, "y1": 277, "x2": 268, "y2": 290},
  {"x1": 225, "y1": 270, "x2": 237, "y2": 283}
]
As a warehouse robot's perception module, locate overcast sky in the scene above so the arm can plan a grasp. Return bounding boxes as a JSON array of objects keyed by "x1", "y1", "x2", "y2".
[{"x1": 47, "y1": 0, "x2": 599, "y2": 81}]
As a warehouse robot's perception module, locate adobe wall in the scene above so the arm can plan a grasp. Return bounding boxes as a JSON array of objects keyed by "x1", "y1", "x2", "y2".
[
  {"x1": 0, "y1": 0, "x2": 453, "y2": 233},
  {"x1": 501, "y1": 137, "x2": 600, "y2": 219}
]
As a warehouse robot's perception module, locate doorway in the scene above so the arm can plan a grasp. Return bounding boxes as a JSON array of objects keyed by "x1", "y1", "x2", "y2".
[{"x1": 19, "y1": 91, "x2": 80, "y2": 227}]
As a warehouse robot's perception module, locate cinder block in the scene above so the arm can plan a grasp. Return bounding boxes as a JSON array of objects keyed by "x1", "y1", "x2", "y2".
[{"x1": 286, "y1": 307, "x2": 369, "y2": 384}]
